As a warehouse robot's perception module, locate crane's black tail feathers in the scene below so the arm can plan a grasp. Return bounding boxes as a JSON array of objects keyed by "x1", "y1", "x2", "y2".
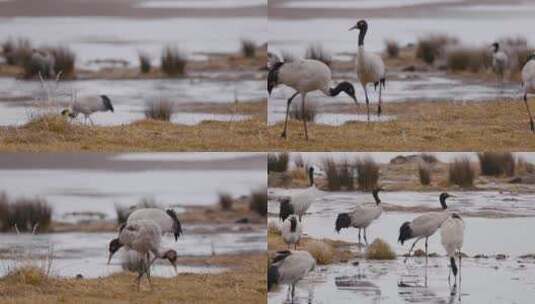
[
  {"x1": 398, "y1": 221, "x2": 412, "y2": 245},
  {"x1": 279, "y1": 199, "x2": 295, "y2": 222},
  {"x1": 100, "y1": 95, "x2": 114, "y2": 112},
  {"x1": 268, "y1": 265, "x2": 280, "y2": 291},
  {"x1": 166, "y1": 209, "x2": 183, "y2": 240},
  {"x1": 381, "y1": 78, "x2": 386, "y2": 89},
  {"x1": 450, "y1": 257, "x2": 458, "y2": 276},
  {"x1": 335, "y1": 213, "x2": 351, "y2": 233}
]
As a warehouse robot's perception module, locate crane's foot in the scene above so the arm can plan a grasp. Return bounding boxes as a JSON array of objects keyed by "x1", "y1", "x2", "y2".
[{"x1": 530, "y1": 120, "x2": 534, "y2": 133}]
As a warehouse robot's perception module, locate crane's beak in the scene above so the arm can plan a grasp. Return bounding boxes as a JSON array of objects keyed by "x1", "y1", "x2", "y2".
[
  {"x1": 348, "y1": 25, "x2": 358, "y2": 31},
  {"x1": 171, "y1": 261, "x2": 178, "y2": 275},
  {"x1": 107, "y1": 253, "x2": 113, "y2": 265}
]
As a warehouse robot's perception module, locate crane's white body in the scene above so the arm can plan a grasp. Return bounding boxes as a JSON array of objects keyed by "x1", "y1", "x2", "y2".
[
  {"x1": 409, "y1": 211, "x2": 451, "y2": 239},
  {"x1": 522, "y1": 59, "x2": 535, "y2": 95},
  {"x1": 275, "y1": 251, "x2": 316, "y2": 285},
  {"x1": 281, "y1": 215, "x2": 303, "y2": 249},
  {"x1": 72, "y1": 96, "x2": 109, "y2": 116},
  {"x1": 127, "y1": 208, "x2": 176, "y2": 236},
  {"x1": 348, "y1": 202, "x2": 383, "y2": 229},
  {"x1": 277, "y1": 59, "x2": 332, "y2": 95},
  {"x1": 440, "y1": 215, "x2": 464, "y2": 258},
  {"x1": 289, "y1": 185, "x2": 319, "y2": 220},
  {"x1": 119, "y1": 220, "x2": 163, "y2": 258},
  {"x1": 30, "y1": 50, "x2": 55, "y2": 78},
  {"x1": 355, "y1": 49, "x2": 385, "y2": 88},
  {"x1": 492, "y1": 51, "x2": 508, "y2": 79}
]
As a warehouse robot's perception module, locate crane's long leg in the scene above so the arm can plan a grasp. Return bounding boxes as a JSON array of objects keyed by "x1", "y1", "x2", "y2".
[
  {"x1": 404, "y1": 237, "x2": 423, "y2": 263},
  {"x1": 291, "y1": 283, "x2": 296, "y2": 304},
  {"x1": 458, "y1": 250, "x2": 462, "y2": 285},
  {"x1": 523, "y1": 94, "x2": 535, "y2": 133},
  {"x1": 378, "y1": 80, "x2": 383, "y2": 117},
  {"x1": 363, "y1": 228, "x2": 368, "y2": 246},
  {"x1": 425, "y1": 237, "x2": 428, "y2": 267},
  {"x1": 358, "y1": 228, "x2": 361, "y2": 244},
  {"x1": 301, "y1": 94, "x2": 309, "y2": 140},
  {"x1": 281, "y1": 92, "x2": 299, "y2": 138},
  {"x1": 89, "y1": 116, "x2": 95, "y2": 126},
  {"x1": 363, "y1": 85, "x2": 370, "y2": 122}
]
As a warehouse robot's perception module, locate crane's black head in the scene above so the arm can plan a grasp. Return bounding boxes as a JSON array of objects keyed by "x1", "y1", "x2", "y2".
[
  {"x1": 492, "y1": 42, "x2": 499, "y2": 53},
  {"x1": 279, "y1": 198, "x2": 294, "y2": 222},
  {"x1": 61, "y1": 108, "x2": 76, "y2": 118},
  {"x1": 349, "y1": 19, "x2": 368, "y2": 32},
  {"x1": 335, "y1": 213, "x2": 351, "y2": 233},
  {"x1": 163, "y1": 249, "x2": 178, "y2": 274},
  {"x1": 107, "y1": 238, "x2": 123, "y2": 264},
  {"x1": 308, "y1": 166, "x2": 315, "y2": 186},
  {"x1": 398, "y1": 221, "x2": 412, "y2": 245},
  {"x1": 528, "y1": 52, "x2": 535, "y2": 62},
  {"x1": 100, "y1": 95, "x2": 114, "y2": 112},
  {"x1": 439, "y1": 192, "x2": 452, "y2": 209},
  {"x1": 289, "y1": 216, "x2": 298, "y2": 233},
  {"x1": 267, "y1": 61, "x2": 284, "y2": 95},
  {"x1": 330, "y1": 81, "x2": 358, "y2": 104}
]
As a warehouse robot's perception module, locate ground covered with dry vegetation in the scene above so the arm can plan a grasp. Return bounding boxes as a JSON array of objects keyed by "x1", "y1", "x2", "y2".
[{"x1": 0, "y1": 253, "x2": 265, "y2": 304}]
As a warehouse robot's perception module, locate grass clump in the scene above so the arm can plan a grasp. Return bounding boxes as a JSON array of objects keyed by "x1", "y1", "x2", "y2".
[
  {"x1": 356, "y1": 157, "x2": 379, "y2": 191},
  {"x1": 477, "y1": 152, "x2": 515, "y2": 177},
  {"x1": 23, "y1": 114, "x2": 74, "y2": 134},
  {"x1": 305, "y1": 240, "x2": 334, "y2": 265},
  {"x1": 240, "y1": 39, "x2": 257, "y2": 58},
  {"x1": 418, "y1": 163, "x2": 432, "y2": 186},
  {"x1": 144, "y1": 100, "x2": 175, "y2": 121},
  {"x1": 249, "y1": 188, "x2": 267, "y2": 216},
  {"x1": 305, "y1": 44, "x2": 332, "y2": 66},
  {"x1": 446, "y1": 47, "x2": 490, "y2": 72},
  {"x1": 366, "y1": 238, "x2": 396, "y2": 260},
  {"x1": 268, "y1": 152, "x2": 289, "y2": 173},
  {"x1": 289, "y1": 102, "x2": 317, "y2": 122},
  {"x1": 138, "y1": 52, "x2": 151, "y2": 74},
  {"x1": 218, "y1": 192, "x2": 234, "y2": 211},
  {"x1": 385, "y1": 39, "x2": 400, "y2": 58},
  {"x1": 161, "y1": 46, "x2": 187, "y2": 76},
  {"x1": 322, "y1": 158, "x2": 354, "y2": 191},
  {"x1": 449, "y1": 157, "x2": 475, "y2": 188},
  {"x1": 420, "y1": 153, "x2": 438, "y2": 164},
  {"x1": 416, "y1": 34, "x2": 458, "y2": 64},
  {"x1": 0, "y1": 192, "x2": 52, "y2": 233},
  {"x1": 1, "y1": 37, "x2": 32, "y2": 66},
  {"x1": 2, "y1": 266, "x2": 49, "y2": 286},
  {"x1": 49, "y1": 46, "x2": 75, "y2": 77}
]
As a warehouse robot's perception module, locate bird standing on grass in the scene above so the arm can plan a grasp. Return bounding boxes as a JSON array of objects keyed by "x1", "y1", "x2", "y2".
[
  {"x1": 349, "y1": 19, "x2": 386, "y2": 122},
  {"x1": 440, "y1": 213, "x2": 465, "y2": 287},
  {"x1": 108, "y1": 208, "x2": 182, "y2": 264},
  {"x1": 398, "y1": 192, "x2": 453, "y2": 266},
  {"x1": 268, "y1": 250, "x2": 316, "y2": 303},
  {"x1": 491, "y1": 42, "x2": 508, "y2": 89},
  {"x1": 281, "y1": 215, "x2": 302, "y2": 250},
  {"x1": 335, "y1": 187, "x2": 384, "y2": 245},
  {"x1": 61, "y1": 95, "x2": 114, "y2": 125},
  {"x1": 279, "y1": 167, "x2": 319, "y2": 222},
  {"x1": 268, "y1": 57, "x2": 358, "y2": 140},
  {"x1": 521, "y1": 52, "x2": 535, "y2": 132},
  {"x1": 115, "y1": 220, "x2": 178, "y2": 290}
]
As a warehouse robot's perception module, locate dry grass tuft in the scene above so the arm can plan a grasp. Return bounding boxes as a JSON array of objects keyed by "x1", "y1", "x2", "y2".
[
  {"x1": 1, "y1": 37, "x2": 32, "y2": 66},
  {"x1": 322, "y1": 158, "x2": 354, "y2": 191},
  {"x1": 449, "y1": 157, "x2": 475, "y2": 188},
  {"x1": 138, "y1": 52, "x2": 151, "y2": 74},
  {"x1": 2, "y1": 266, "x2": 49, "y2": 286},
  {"x1": 478, "y1": 152, "x2": 515, "y2": 177},
  {"x1": 385, "y1": 39, "x2": 400, "y2": 58},
  {"x1": 304, "y1": 240, "x2": 334, "y2": 265},
  {"x1": 366, "y1": 238, "x2": 396, "y2": 260},
  {"x1": 356, "y1": 157, "x2": 379, "y2": 191},
  {"x1": 268, "y1": 152, "x2": 289, "y2": 173},
  {"x1": 0, "y1": 192, "x2": 52, "y2": 232},
  {"x1": 446, "y1": 47, "x2": 491, "y2": 72},
  {"x1": 161, "y1": 46, "x2": 187, "y2": 76},
  {"x1": 240, "y1": 39, "x2": 257, "y2": 58},
  {"x1": 144, "y1": 100, "x2": 175, "y2": 121},
  {"x1": 218, "y1": 192, "x2": 234, "y2": 211},
  {"x1": 23, "y1": 114, "x2": 73, "y2": 134},
  {"x1": 49, "y1": 46, "x2": 76, "y2": 77},
  {"x1": 416, "y1": 34, "x2": 458, "y2": 64},
  {"x1": 249, "y1": 189, "x2": 267, "y2": 216},
  {"x1": 418, "y1": 163, "x2": 432, "y2": 185}
]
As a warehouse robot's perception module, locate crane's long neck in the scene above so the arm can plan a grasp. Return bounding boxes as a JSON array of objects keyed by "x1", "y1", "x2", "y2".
[
  {"x1": 372, "y1": 190, "x2": 381, "y2": 205},
  {"x1": 358, "y1": 28, "x2": 367, "y2": 47}
]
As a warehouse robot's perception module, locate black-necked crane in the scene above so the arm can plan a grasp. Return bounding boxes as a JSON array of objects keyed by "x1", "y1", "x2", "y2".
[
  {"x1": 279, "y1": 167, "x2": 319, "y2": 222},
  {"x1": 440, "y1": 213, "x2": 465, "y2": 287},
  {"x1": 335, "y1": 187, "x2": 384, "y2": 245},
  {"x1": 281, "y1": 215, "x2": 303, "y2": 250},
  {"x1": 62, "y1": 95, "x2": 114, "y2": 125},
  {"x1": 268, "y1": 250, "x2": 316, "y2": 303},
  {"x1": 349, "y1": 19, "x2": 386, "y2": 122},
  {"x1": 267, "y1": 58, "x2": 358, "y2": 140},
  {"x1": 491, "y1": 42, "x2": 508, "y2": 88},
  {"x1": 108, "y1": 208, "x2": 183, "y2": 263},
  {"x1": 115, "y1": 220, "x2": 178, "y2": 290},
  {"x1": 398, "y1": 192, "x2": 453, "y2": 265},
  {"x1": 521, "y1": 52, "x2": 535, "y2": 132}
]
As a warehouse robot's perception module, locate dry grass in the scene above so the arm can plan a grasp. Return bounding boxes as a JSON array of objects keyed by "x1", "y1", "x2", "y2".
[
  {"x1": 138, "y1": 52, "x2": 151, "y2": 74},
  {"x1": 449, "y1": 157, "x2": 475, "y2": 188},
  {"x1": 144, "y1": 100, "x2": 175, "y2": 121},
  {"x1": 1, "y1": 37, "x2": 32, "y2": 66},
  {"x1": 240, "y1": 39, "x2": 257, "y2": 58},
  {"x1": 478, "y1": 152, "x2": 515, "y2": 177},
  {"x1": 322, "y1": 158, "x2": 354, "y2": 191},
  {"x1": 161, "y1": 46, "x2": 186, "y2": 76},
  {"x1": 49, "y1": 46, "x2": 76, "y2": 77},
  {"x1": 385, "y1": 39, "x2": 400, "y2": 58},
  {"x1": 418, "y1": 163, "x2": 432, "y2": 186},
  {"x1": 268, "y1": 152, "x2": 289, "y2": 173},
  {"x1": 446, "y1": 47, "x2": 491, "y2": 72},
  {"x1": 356, "y1": 157, "x2": 379, "y2": 191},
  {"x1": 305, "y1": 240, "x2": 334, "y2": 265},
  {"x1": 416, "y1": 34, "x2": 458, "y2": 64},
  {"x1": 0, "y1": 192, "x2": 52, "y2": 232},
  {"x1": 0, "y1": 253, "x2": 266, "y2": 304},
  {"x1": 218, "y1": 192, "x2": 234, "y2": 211},
  {"x1": 249, "y1": 189, "x2": 267, "y2": 217},
  {"x1": 1, "y1": 266, "x2": 49, "y2": 286},
  {"x1": 366, "y1": 238, "x2": 396, "y2": 260},
  {"x1": 266, "y1": 99, "x2": 535, "y2": 151}
]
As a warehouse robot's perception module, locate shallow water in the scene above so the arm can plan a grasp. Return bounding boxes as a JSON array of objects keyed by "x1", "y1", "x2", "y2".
[
  {"x1": 138, "y1": 0, "x2": 267, "y2": 8},
  {"x1": 0, "y1": 17, "x2": 267, "y2": 66},
  {"x1": 0, "y1": 229, "x2": 266, "y2": 278},
  {"x1": 0, "y1": 77, "x2": 264, "y2": 126},
  {"x1": 0, "y1": 154, "x2": 266, "y2": 222},
  {"x1": 277, "y1": 0, "x2": 462, "y2": 9}
]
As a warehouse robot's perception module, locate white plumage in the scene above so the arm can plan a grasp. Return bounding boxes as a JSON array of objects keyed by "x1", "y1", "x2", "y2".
[
  {"x1": 521, "y1": 53, "x2": 535, "y2": 132},
  {"x1": 30, "y1": 50, "x2": 55, "y2": 78},
  {"x1": 335, "y1": 188, "x2": 384, "y2": 245},
  {"x1": 268, "y1": 58, "x2": 357, "y2": 140},
  {"x1": 398, "y1": 193, "x2": 453, "y2": 264},
  {"x1": 62, "y1": 95, "x2": 114, "y2": 125},
  {"x1": 279, "y1": 167, "x2": 320, "y2": 222},
  {"x1": 349, "y1": 19, "x2": 386, "y2": 121},
  {"x1": 108, "y1": 208, "x2": 182, "y2": 263},
  {"x1": 281, "y1": 215, "x2": 303, "y2": 249},
  {"x1": 440, "y1": 213, "x2": 465, "y2": 285},
  {"x1": 268, "y1": 250, "x2": 316, "y2": 302},
  {"x1": 492, "y1": 42, "x2": 508, "y2": 85}
]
